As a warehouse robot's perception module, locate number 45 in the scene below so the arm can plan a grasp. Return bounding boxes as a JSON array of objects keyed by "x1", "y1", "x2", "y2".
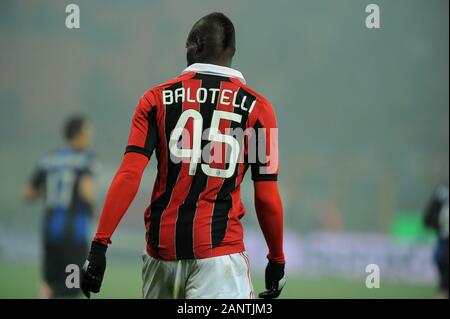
[{"x1": 169, "y1": 110, "x2": 242, "y2": 178}]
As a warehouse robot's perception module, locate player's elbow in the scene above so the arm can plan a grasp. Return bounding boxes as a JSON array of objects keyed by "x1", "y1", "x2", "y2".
[
  {"x1": 115, "y1": 165, "x2": 144, "y2": 186},
  {"x1": 79, "y1": 175, "x2": 96, "y2": 206},
  {"x1": 255, "y1": 196, "x2": 283, "y2": 213},
  {"x1": 115, "y1": 152, "x2": 148, "y2": 184},
  {"x1": 254, "y1": 192, "x2": 271, "y2": 206},
  {"x1": 254, "y1": 181, "x2": 281, "y2": 202},
  {"x1": 117, "y1": 169, "x2": 138, "y2": 183}
]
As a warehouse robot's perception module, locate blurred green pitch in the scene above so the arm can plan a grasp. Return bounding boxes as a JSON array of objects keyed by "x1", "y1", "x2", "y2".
[{"x1": 0, "y1": 261, "x2": 434, "y2": 299}]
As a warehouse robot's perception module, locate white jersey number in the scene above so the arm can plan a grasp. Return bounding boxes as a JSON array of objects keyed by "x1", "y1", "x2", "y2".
[
  {"x1": 46, "y1": 169, "x2": 75, "y2": 208},
  {"x1": 169, "y1": 110, "x2": 242, "y2": 178}
]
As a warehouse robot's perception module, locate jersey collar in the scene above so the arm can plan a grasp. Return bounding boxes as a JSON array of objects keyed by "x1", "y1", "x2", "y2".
[{"x1": 181, "y1": 63, "x2": 246, "y2": 84}]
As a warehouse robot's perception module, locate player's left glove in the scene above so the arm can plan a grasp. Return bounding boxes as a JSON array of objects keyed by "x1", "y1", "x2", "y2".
[
  {"x1": 259, "y1": 261, "x2": 286, "y2": 299},
  {"x1": 81, "y1": 241, "x2": 107, "y2": 298}
]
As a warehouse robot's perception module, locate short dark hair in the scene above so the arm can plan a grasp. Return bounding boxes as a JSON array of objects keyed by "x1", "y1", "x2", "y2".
[
  {"x1": 64, "y1": 115, "x2": 87, "y2": 140},
  {"x1": 205, "y1": 12, "x2": 235, "y2": 51},
  {"x1": 188, "y1": 12, "x2": 236, "y2": 59}
]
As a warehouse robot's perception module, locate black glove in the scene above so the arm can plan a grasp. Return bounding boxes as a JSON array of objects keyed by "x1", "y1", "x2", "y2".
[
  {"x1": 259, "y1": 261, "x2": 286, "y2": 299},
  {"x1": 81, "y1": 241, "x2": 107, "y2": 298}
]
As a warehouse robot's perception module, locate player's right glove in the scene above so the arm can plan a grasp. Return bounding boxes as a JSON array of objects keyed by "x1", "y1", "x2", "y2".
[
  {"x1": 259, "y1": 261, "x2": 286, "y2": 299},
  {"x1": 81, "y1": 241, "x2": 107, "y2": 298}
]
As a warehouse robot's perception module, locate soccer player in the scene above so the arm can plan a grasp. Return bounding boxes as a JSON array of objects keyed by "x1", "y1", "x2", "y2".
[
  {"x1": 424, "y1": 184, "x2": 449, "y2": 299},
  {"x1": 81, "y1": 12, "x2": 286, "y2": 299},
  {"x1": 22, "y1": 115, "x2": 97, "y2": 298}
]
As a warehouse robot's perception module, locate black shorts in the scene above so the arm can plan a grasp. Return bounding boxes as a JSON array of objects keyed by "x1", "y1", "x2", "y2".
[
  {"x1": 43, "y1": 241, "x2": 88, "y2": 297},
  {"x1": 436, "y1": 240, "x2": 449, "y2": 293}
]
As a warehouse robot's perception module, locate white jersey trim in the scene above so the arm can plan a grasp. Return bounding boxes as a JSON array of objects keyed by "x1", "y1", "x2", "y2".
[{"x1": 181, "y1": 63, "x2": 246, "y2": 84}]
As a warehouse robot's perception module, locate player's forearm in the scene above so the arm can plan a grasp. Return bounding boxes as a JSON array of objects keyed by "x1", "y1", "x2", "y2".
[
  {"x1": 79, "y1": 175, "x2": 97, "y2": 211},
  {"x1": 94, "y1": 152, "x2": 149, "y2": 245},
  {"x1": 254, "y1": 180, "x2": 285, "y2": 264}
]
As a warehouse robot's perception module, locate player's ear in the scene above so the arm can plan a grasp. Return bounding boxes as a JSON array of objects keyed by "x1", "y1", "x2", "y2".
[
  {"x1": 194, "y1": 35, "x2": 204, "y2": 53},
  {"x1": 226, "y1": 45, "x2": 236, "y2": 59}
]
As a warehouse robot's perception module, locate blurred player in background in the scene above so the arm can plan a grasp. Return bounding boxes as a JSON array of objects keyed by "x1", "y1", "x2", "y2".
[
  {"x1": 22, "y1": 115, "x2": 97, "y2": 298},
  {"x1": 81, "y1": 12, "x2": 285, "y2": 299},
  {"x1": 423, "y1": 184, "x2": 449, "y2": 299}
]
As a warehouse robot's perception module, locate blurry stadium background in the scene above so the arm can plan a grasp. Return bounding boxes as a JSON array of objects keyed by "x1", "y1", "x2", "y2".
[{"x1": 0, "y1": 0, "x2": 448, "y2": 298}]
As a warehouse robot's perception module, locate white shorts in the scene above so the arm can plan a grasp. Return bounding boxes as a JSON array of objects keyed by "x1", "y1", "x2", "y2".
[{"x1": 142, "y1": 251, "x2": 254, "y2": 299}]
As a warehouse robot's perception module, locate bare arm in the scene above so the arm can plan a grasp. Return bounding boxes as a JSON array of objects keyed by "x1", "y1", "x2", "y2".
[{"x1": 79, "y1": 174, "x2": 97, "y2": 215}]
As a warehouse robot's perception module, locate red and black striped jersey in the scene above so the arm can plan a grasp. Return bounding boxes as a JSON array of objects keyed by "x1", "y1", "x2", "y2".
[{"x1": 126, "y1": 63, "x2": 279, "y2": 260}]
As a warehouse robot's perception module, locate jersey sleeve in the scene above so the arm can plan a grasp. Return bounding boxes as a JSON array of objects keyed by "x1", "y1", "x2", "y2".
[
  {"x1": 254, "y1": 180, "x2": 285, "y2": 264},
  {"x1": 125, "y1": 94, "x2": 158, "y2": 159},
  {"x1": 29, "y1": 156, "x2": 47, "y2": 191},
  {"x1": 30, "y1": 165, "x2": 46, "y2": 191},
  {"x1": 94, "y1": 152, "x2": 149, "y2": 245},
  {"x1": 248, "y1": 100, "x2": 279, "y2": 181}
]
